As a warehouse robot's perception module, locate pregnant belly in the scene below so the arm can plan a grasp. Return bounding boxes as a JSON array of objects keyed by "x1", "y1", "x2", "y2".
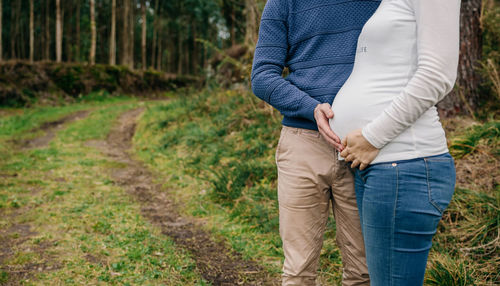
[{"x1": 329, "y1": 88, "x2": 394, "y2": 141}]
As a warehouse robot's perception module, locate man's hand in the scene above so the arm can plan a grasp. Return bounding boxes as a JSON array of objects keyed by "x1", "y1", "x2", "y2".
[
  {"x1": 340, "y1": 128, "x2": 379, "y2": 170},
  {"x1": 314, "y1": 103, "x2": 343, "y2": 152}
]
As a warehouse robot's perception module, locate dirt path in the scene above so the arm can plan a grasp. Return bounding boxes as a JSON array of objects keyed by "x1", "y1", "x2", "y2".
[
  {"x1": 16, "y1": 110, "x2": 90, "y2": 149},
  {"x1": 0, "y1": 223, "x2": 58, "y2": 285},
  {"x1": 1, "y1": 110, "x2": 90, "y2": 285},
  {"x1": 87, "y1": 108, "x2": 279, "y2": 286}
]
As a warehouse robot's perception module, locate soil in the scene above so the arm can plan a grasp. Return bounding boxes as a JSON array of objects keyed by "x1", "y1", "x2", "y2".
[
  {"x1": 454, "y1": 144, "x2": 499, "y2": 194},
  {"x1": 87, "y1": 108, "x2": 280, "y2": 286},
  {"x1": 0, "y1": 110, "x2": 90, "y2": 285},
  {"x1": 14, "y1": 110, "x2": 90, "y2": 149},
  {"x1": 0, "y1": 223, "x2": 60, "y2": 286}
]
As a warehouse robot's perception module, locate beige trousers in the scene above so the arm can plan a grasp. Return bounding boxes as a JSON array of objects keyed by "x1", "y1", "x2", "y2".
[{"x1": 276, "y1": 126, "x2": 369, "y2": 286}]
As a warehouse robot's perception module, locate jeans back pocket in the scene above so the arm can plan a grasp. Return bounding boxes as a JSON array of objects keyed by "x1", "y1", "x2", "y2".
[{"x1": 424, "y1": 154, "x2": 456, "y2": 214}]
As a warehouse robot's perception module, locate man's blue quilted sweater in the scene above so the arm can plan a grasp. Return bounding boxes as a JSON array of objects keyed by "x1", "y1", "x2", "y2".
[{"x1": 251, "y1": 0, "x2": 380, "y2": 130}]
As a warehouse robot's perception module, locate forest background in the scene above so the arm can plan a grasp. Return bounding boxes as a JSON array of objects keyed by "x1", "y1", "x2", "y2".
[{"x1": 0, "y1": 0, "x2": 498, "y2": 285}]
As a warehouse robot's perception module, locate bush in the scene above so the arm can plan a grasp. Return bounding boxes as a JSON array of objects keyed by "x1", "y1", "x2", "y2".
[{"x1": 0, "y1": 61, "x2": 199, "y2": 107}]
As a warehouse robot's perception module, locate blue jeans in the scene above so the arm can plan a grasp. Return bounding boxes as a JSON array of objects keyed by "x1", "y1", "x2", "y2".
[{"x1": 354, "y1": 153, "x2": 456, "y2": 286}]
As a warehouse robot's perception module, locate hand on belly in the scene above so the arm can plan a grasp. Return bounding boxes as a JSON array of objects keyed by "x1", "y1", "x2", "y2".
[{"x1": 340, "y1": 128, "x2": 380, "y2": 170}]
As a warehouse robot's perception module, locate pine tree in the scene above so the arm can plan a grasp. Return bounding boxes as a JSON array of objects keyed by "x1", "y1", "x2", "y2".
[
  {"x1": 56, "y1": 0, "x2": 62, "y2": 62},
  {"x1": 90, "y1": 0, "x2": 96, "y2": 65}
]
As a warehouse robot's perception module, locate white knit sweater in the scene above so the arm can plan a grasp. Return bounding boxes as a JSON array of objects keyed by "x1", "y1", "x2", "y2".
[{"x1": 330, "y1": 0, "x2": 460, "y2": 164}]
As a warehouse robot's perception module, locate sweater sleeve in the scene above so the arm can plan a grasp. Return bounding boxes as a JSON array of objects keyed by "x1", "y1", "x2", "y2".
[
  {"x1": 361, "y1": 0, "x2": 460, "y2": 149},
  {"x1": 250, "y1": 0, "x2": 320, "y2": 122}
]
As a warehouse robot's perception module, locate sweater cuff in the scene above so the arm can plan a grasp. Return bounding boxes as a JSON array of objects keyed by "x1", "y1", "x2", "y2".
[
  {"x1": 297, "y1": 95, "x2": 321, "y2": 122},
  {"x1": 362, "y1": 123, "x2": 386, "y2": 150}
]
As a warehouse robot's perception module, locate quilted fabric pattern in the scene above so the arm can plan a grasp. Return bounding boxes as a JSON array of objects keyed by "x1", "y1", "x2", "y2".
[{"x1": 251, "y1": 0, "x2": 380, "y2": 130}]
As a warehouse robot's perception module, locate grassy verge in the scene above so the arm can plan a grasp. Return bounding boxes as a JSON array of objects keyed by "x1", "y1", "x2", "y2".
[
  {"x1": 0, "y1": 92, "x2": 132, "y2": 138},
  {"x1": 134, "y1": 88, "x2": 499, "y2": 285},
  {"x1": 0, "y1": 98, "x2": 206, "y2": 285}
]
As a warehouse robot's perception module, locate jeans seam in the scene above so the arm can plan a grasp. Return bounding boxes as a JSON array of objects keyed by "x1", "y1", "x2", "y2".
[
  {"x1": 424, "y1": 158, "x2": 444, "y2": 214},
  {"x1": 390, "y1": 165, "x2": 399, "y2": 286},
  {"x1": 359, "y1": 169, "x2": 367, "y2": 183}
]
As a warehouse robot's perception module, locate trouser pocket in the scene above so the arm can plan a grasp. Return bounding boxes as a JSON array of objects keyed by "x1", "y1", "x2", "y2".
[{"x1": 424, "y1": 154, "x2": 456, "y2": 214}]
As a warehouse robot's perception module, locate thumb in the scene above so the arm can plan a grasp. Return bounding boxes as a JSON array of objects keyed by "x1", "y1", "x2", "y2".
[
  {"x1": 341, "y1": 137, "x2": 347, "y2": 147},
  {"x1": 327, "y1": 108, "x2": 334, "y2": 118}
]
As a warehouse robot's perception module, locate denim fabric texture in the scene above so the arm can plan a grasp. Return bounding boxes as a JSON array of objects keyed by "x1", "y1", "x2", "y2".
[{"x1": 354, "y1": 153, "x2": 456, "y2": 286}]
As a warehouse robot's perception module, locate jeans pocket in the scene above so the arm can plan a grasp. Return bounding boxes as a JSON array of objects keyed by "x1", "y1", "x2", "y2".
[{"x1": 424, "y1": 155, "x2": 456, "y2": 214}]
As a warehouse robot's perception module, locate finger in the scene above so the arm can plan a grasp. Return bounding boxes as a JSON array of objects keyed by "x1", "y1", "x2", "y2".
[
  {"x1": 359, "y1": 163, "x2": 368, "y2": 171},
  {"x1": 345, "y1": 154, "x2": 355, "y2": 162},
  {"x1": 318, "y1": 122, "x2": 340, "y2": 144},
  {"x1": 323, "y1": 135, "x2": 343, "y2": 151},
  {"x1": 330, "y1": 131, "x2": 341, "y2": 144},
  {"x1": 351, "y1": 159, "x2": 361, "y2": 169},
  {"x1": 322, "y1": 132, "x2": 343, "y2": 151},
  {"x1": 315, "y1": 112, "x2": 341, "y2": 144},
  {"x1": 320, "y1": 125, "x2": 341, "y2": 144},
  {"x1": 341, "y1": 137, "x2": 347, "y2": 147},
  {"x1": 340, "y1": 148, "x2": 349, "y2": 158},
  {"x1": 319, "y1": 104, "x2": 334, "y2": 118}
]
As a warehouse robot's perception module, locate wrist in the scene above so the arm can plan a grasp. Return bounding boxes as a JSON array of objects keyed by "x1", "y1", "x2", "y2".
[
  {"x1": 361, "y1": 128, "x2": 380, "y2": 150},
  {"x1": 298, "y1": 97, "x2": 321, "y2": 122}
]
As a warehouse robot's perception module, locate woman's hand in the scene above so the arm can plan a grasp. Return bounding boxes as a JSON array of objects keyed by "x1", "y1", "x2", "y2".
[{"x1": 340, "y1": 129, "x2": 379, "y2": 170}]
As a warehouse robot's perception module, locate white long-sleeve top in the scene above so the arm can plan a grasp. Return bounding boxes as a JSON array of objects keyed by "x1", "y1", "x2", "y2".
[{"x1": 329, "y1": 0, "x2": 460, "y2": 164}]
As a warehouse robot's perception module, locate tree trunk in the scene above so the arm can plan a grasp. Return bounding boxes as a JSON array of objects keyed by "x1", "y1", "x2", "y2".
[
  {"x1": 121, "y1": 0, "x2": 130, "y2": 67},
  {"x1": 166, "y1": 35, "x2": 172, "y2": 72},
  {"x1": 150, "y1": 0, "x2": 159, "y2": 69},
  {"x1": 230, "y1": 7, "x2": 236, "y2": 46},
  {"x1": 0, "y1": 0, "x2": 3, "y2": 62},
  {"x1": 177, "y1": 34, "x2": 183, "y2": 74},
  {"x1": 438, "y1": 0, "x2": 482, "y2": 116},
  {"x1": 244, "y1": 0, "x2": 258, "y2": 47},
  {"x1": 20, "y1": 1, "x2": 25, "y2": 59},
  {"x1": 55, "y1": 0, "x2": 62, "y2": 62},
  {"x1": 75, "y1": 0, "x2": 80, "y2": 61},
  {"x1": 90, "y1": 0, "x2": 96, "y2": 65},
  {"x1": 129, "y1": 0, "x2": 135, "y2": 69},
  {"x1": 64, "y1": 2, "x2": 72, "y2": 62},
  {"x1": 45, "y1": 0, "x2": 50, "y2": 60},
  {"x1": 16, "y1": 0, "x2": 21, "y2": 58},
  {"x1": 141, "y1": 0, "x2": 146, "y2": 70},
  {"x1": 10, "y1": 1, "x2": 14, "y2": 59},
  {"x1": 11, "y1": 0, "x2": 20, "y2": 59},
  {"x1": 192, "y1": 22, "x2": 198, "y2": 74},
  {"x1": 37, "y1": 3, "x2": 42, "y2": 61},
  {"x1": 156, "y1": 33, "x2": 162, "y2": 71},
  {"x1": 29, "y1": 0, "x2": 34, "y2": 62},
  {"x1": 109, "y1": 0, "x2": 116, "y2": 65}
]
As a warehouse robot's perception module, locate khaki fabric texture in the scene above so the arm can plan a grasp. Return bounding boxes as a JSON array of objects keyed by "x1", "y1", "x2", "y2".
[{"x1": 276, "y1": 126, "x2": 369, "y2": 286}]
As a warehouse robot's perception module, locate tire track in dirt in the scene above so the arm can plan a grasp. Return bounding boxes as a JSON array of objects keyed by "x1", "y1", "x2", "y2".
[
  {"x1": 0, "y1": 223, "x2": 60, "y2": 285},
  {"x1": 1, "y1": 110, "x2": 91, "y2": 285},
  {"x1": 14, "y1": 110, "x2": 90, "y2": 149},
  {"x1": 87, "y1": 107, "x2": 279, "y2": 286}
]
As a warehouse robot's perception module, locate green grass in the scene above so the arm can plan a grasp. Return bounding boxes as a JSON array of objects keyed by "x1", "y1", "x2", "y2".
[
  {"x1": 134, "y1": 88, "x2": 499, "y2": 285},
  {"x1": 0, "y1": 98, "x2": 206, "y2": 285},
  {"x1": 0, "y1": 94, "x2": 133, "y2": 138},
  {"x1": 1, "y1": 88, "x2": 497, "y2": 285},
  {"x1": 449, "y1": 120, "x2": 500, "y2": 158},
  {"x1": 134, "y1": 89, "x2": 342, "y2": 283},
  {"x1": 425, "y1": 255, "x2": 476, "y2": 286}
]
